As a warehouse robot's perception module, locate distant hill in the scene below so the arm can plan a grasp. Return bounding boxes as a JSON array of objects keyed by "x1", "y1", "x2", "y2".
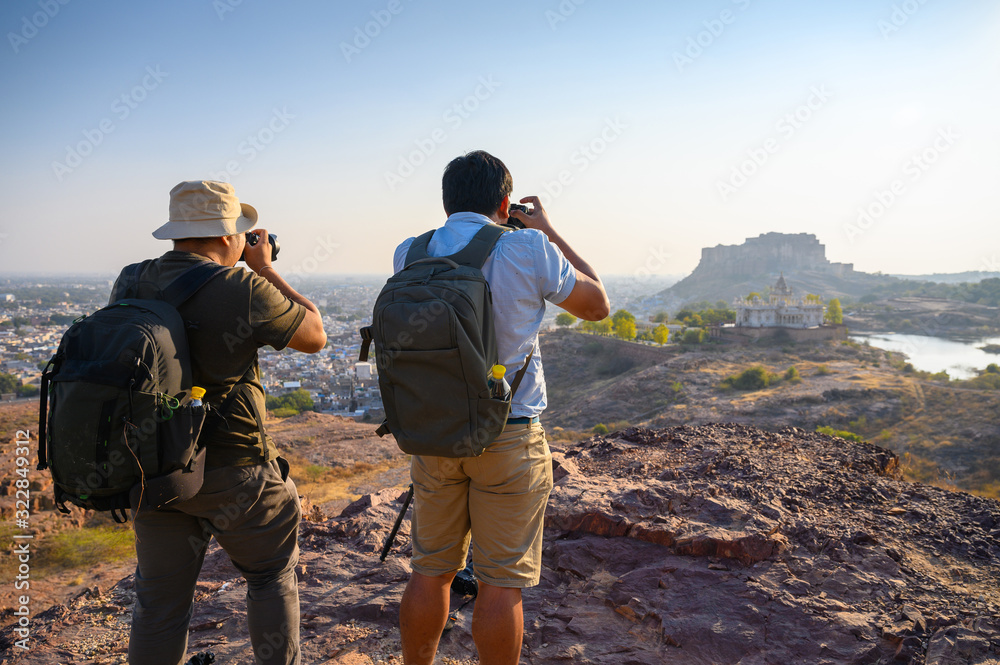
[
  {"x1": 892, "y1": 271, "x2": 1000, "y2": 284},
  {"x1": 658, "y1": 232, "x2": 894, "y2": 307}
]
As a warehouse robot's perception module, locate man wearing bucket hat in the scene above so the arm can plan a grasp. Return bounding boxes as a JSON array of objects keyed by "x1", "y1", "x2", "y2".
[{"x1": 118, "y1": 180, "x2": 326, "y2": 665}]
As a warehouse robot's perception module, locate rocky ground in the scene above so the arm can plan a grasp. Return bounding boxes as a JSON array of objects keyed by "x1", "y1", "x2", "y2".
[
  {"x1": 2, "y1": 424, "x2": 998, "y2": 664},
  {"x1": 541, "y1": 330, "x2": 1000, "y2": 496}
]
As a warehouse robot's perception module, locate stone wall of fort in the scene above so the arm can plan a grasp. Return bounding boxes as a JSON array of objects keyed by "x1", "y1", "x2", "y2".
[{"x1": 694, "y1": 232, "x2": 854, "y2": 278}]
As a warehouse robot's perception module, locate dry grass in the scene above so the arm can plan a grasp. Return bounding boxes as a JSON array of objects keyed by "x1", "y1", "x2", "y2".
[{"x1": 284, "y1": 453, "x2": 408, "y2": 505}]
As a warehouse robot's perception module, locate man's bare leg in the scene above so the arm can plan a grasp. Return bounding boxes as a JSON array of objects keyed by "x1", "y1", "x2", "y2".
[
  {"x1": 400, "y1": 571, "x2": 455, "y2": 665},
  {"x1": 471, "y1": 582, "x2": 523, "y2": 665}
]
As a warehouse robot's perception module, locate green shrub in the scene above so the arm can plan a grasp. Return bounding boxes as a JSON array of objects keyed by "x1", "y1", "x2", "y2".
[
  {"x1": 815, "y1": 364, "x2": 832, "y2": 376},
  {"x1": 266, "y1": 388, "x2": 314, "y2": 416},
  {"x1": 784, "y1": 366, "x2": 801, "y2": 384},
  {"x1": 303, "y1": 464, "x2": 329, "y2": 482},
  {"x1": 681, "y1": 328, "x2": 707, "y2": 344},
  {"x1": 720, "y1": 366, "x2": 774, "y2": 391},
  {"x1": 963, "y1": 373, "x2": 1000, "y2": 390},
  {"x1": 816, "y1": 425, "x2": 865, "y2": 443},
  {"x1": 593, "y1": 423, "x2": 609, "y2": 435}
]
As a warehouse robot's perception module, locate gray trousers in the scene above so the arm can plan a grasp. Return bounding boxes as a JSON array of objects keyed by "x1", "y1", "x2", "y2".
[{"x1": 128, "y1": 458, "x2": 301, "y2": 665}]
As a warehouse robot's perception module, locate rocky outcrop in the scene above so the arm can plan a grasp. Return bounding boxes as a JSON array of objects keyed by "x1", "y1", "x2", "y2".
[
  {"x1": 2, "y1": 424, "x2": 999, "y2": 664},
  {"x1": 658, "y1": 232, "x2": 893, "y2": 306},
  {"x1": 694, "y1": 233, "x2": 853, "y2": 279}
]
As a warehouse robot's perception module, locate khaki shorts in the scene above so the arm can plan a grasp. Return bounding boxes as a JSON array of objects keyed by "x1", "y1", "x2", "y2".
[{"x1": 409, "y1": 421, "x2": 553, "y2": 588}]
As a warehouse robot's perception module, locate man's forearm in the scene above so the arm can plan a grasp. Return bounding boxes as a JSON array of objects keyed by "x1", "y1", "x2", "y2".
[{"x1": 257, "y1": 266, "x2": 321, "y2": 315}]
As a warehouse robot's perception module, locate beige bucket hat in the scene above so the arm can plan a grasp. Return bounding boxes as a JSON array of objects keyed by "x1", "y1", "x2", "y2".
[{"x1": 152, "y1": 180, "x2": 258, "y2": 239}]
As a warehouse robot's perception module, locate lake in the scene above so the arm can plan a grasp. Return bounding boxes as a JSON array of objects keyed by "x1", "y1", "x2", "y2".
[{"x1": 849, "y1": 333, "x2": 1000, "y2": 380}]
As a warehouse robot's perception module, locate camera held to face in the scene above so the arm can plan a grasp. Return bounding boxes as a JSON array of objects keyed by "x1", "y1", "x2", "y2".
[
  {"x1": 240, "y1": 231, "x2": 280, "y2": 263},
  {"x1": 505, "y1": 203, "x2": 529, "y2": 229}
]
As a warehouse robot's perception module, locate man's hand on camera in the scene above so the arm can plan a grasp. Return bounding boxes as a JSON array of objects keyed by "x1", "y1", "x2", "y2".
[
  {"x1": 244, "y1": 228, "x2": 273, "y2": 275},
  {"x1": 510, "y1": 196, "x2": 554, "y2": 234}
]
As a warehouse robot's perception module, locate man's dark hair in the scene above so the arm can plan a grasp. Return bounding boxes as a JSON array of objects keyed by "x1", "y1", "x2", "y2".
[{"x1": 442, "y1": 151, "x2": 513, "y2": 217}]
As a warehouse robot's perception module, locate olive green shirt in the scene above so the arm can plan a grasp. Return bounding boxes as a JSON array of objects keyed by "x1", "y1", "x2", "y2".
[{"x1": 111, "y1": 251, "x2": 307, "y2": 467}]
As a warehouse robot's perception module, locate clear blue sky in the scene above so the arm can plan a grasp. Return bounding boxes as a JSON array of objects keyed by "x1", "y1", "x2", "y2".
[{"x1": 1, "y1": 0, "x2": 997, "y2": 279}]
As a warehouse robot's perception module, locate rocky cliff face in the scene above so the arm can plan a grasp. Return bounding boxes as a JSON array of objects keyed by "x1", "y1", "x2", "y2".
[
  {"x1": 658, "y1": 232, "x2": 889, "y2": 306},
  {"x1": 695, "y1": 232, "x2": 852, "y2": 279},
  {"x1": 3, "y1": 424, "x2": 998, "y2": 664}
]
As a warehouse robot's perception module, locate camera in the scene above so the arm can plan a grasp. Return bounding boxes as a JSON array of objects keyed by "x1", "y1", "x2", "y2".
[
  {"x1": 240, "y1": 231, "x2": 280, "y2": 263},
  {"x1": 504, "y1": 203, "x2": 529, "y2": 229},
  {"x1": 451, "y1": 562, "x2": 478, "y2": 597}
]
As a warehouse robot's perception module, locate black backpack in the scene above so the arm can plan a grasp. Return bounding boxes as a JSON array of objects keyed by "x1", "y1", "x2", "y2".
[
  {"x1": 359, "y1": 224, "x2": 531, "y2": 458},
  {"x1": 37, "y1": 259, "x2": 227, "y2": 522}
]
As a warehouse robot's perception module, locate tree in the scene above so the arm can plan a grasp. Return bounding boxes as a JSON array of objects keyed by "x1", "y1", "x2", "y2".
[
  {"x1": 594, "y1": 318, "x2": 613, "y2": 335},
  {"x1": 0, "y1": 372, "x2": 18, "y2": 394},
  {"x1": 682, "y1": 328, "x2": 706, "y2": 344},
  {"x1": 653, "y1": 324, "x2": 670, "y2": 345},
  {"x1": 614, "y1": 318, "x2": 636, "y2": 341},
  {"x1": 651, "y1": 311, "x2": 669, "y2": 323},
  {"x1": 266, "y1": 388, "x2": 315, "y2": 416},
  {"x1": 611, "y1": 309, "x2": 635, "y2": 326},
  {"x1": 555, "y1": 312, "x2": 577, "y2": 327},
  {"x1": 825, "y1": 298, "x2": 843, "y2": 324},
  {"x1": 747, "y1": 292, "x2": 761, "y2": 301}
]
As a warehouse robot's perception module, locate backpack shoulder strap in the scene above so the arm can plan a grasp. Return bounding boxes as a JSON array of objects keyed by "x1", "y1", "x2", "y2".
[
  {"x1": 111, "y1": 259, "x2": 155, "y2": 302},
  {"x1": 403, "y1": 230, "x2": 437, "y2": 267},
  {"x1": 160, "y1": 261, "x2": 230, "y2": 308},
  {"x1": 448, "y1": 224, "x2": 507, "y2": 269},
  {"x1": 402, "y1": 224, "x2": 508, "y2": 270},
  {"x1": 112, "y1": 259, "x2": 227, "y2": 308}
]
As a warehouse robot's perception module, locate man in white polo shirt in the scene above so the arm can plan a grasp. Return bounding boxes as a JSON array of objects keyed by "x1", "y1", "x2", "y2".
[{"x1": 394, "y1": 150, "x2": 610, "y2": 665}]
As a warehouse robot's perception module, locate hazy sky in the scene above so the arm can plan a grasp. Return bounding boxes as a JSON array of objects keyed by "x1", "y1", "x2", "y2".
[{"x1": 1, "y1": 0, "x2": 998, "y2": 281}]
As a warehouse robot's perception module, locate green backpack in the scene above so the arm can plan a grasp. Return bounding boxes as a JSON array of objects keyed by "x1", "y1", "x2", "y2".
[
  {"x1": 37, "y1": 260, "x2": 226, "y2": 522},
  {"x1": 359, "y1": 224, "x2": 531, "y2": 458}
]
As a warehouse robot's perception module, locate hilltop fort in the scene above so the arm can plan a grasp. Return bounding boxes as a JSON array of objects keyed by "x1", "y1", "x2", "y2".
[
  {"x1": 660, "y1": 232, "x2": 887, "y2": 307},
  {"x1": 694, "y1": 232, "x2": 853, "y2": 279}
]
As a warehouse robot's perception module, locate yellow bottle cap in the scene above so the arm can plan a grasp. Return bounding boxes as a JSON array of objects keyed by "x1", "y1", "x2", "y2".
[
  {"x1": 190, "y1": 386, "x2": 207, "y2": 401},
  {"x1": 491, "y1": 365, "x2": 506, "y2": 380}
]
